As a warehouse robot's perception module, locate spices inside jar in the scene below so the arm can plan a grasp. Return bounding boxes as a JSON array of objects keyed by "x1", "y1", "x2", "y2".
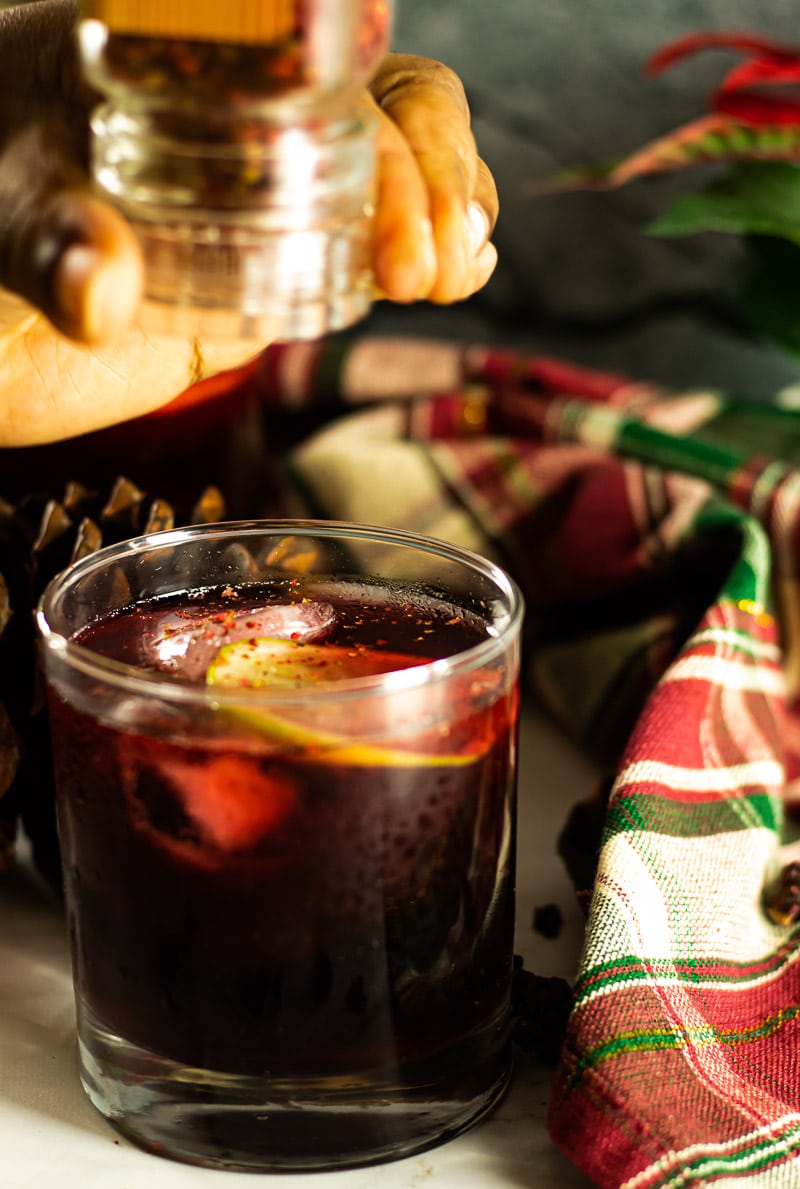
[
  {"x1": 91, "y1": 1, "x2": 392, "y2": 103},
  {"x1": 78, "y1": 0, "x2": 394, "y2": 341}
]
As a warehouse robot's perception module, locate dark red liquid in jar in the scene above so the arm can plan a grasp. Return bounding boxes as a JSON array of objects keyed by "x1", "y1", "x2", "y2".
[{"x1": 49, "y1": 584, "x2": 517, "y2": 1082}]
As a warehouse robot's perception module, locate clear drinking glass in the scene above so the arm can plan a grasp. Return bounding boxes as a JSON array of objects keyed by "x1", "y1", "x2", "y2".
[{"x1": 37, "y1": 519, "x2": 523, "y2": 1171}]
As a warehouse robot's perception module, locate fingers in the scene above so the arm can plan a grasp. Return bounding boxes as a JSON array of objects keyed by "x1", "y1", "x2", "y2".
[
  {"x1": 0, "y1": 118, "x2": 144, "y2": 345},
  {"x1": 369, "y1": 53, "x2": 498, "y2": 304},
  {"x1": 368, "y1": 96, "x2": 438, "y2": 302},
  {"x1": 44, "y1": 193, "x2": 144, "y2": 343},
  {"x1": 0, "y1": 1, "x2": 142, "y2": 344}
]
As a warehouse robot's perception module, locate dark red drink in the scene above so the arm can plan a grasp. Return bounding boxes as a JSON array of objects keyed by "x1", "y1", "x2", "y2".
[{"x1": 39, "y1": 523, "x2": 522, "y2": 1170}]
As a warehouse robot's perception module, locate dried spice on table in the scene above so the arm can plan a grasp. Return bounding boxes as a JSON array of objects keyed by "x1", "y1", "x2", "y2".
[{"x1": 511, "y1": 957, "x2": 573, "y2": 1067}]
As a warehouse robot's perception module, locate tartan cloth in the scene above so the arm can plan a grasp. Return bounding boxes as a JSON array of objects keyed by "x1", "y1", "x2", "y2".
[{"x1": 240, "y1": 333, "x2": 800, "y2": 1187}]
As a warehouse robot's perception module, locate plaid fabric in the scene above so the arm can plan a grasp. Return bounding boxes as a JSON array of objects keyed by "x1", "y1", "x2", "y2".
[{"x1": 246, "y1": 333, "x2": 800, "y2": 1187}]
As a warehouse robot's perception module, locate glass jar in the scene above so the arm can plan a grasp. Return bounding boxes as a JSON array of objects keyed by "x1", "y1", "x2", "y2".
[{"x1": 78, "y1": 2, "x2": 393, "y2": 341}]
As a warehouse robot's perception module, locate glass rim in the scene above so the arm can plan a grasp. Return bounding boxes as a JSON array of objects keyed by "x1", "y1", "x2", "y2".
[{"x1": 36, "y1": 518, "x2": 524, "y2": 708}]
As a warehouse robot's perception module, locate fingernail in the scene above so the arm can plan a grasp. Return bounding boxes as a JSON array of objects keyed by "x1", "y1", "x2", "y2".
[
  {"x1": 465, "y1": 203, "x2": 489, "y2": 259},
  {"x1": 466, "y1": 202, "x2": 490, "y2": 257}
]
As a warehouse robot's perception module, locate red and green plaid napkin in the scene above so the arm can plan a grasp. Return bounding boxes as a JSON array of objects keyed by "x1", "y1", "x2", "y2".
[{"x1": 250, "y1": 333, "x2": 800, "y2": 1187}]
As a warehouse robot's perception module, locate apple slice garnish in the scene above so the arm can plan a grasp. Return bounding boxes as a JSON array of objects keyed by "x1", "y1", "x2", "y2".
[{"x1": 206, "y1": 637, "x2": 485, "y2": 768}]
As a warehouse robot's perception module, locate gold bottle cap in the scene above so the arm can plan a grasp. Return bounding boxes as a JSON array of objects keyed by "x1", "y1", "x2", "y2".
[{"x1": 81, "y1": 0, "x2": 295, "y2": 43}]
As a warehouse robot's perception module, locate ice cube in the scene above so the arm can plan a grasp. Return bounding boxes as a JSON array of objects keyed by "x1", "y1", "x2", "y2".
[{"x1": 143, "y1": 601, "x2": 337, "y2": 681}]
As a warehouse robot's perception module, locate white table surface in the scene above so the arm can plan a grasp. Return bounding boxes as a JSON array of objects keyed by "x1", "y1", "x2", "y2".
[{"x1": 0, "y1": 705, "x2": 597, "y2": 1188}]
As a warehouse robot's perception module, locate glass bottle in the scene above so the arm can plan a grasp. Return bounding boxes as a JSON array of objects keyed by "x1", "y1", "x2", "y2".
[{"x1": 78, "y1": 1, "x2": 393, "y2": 341}]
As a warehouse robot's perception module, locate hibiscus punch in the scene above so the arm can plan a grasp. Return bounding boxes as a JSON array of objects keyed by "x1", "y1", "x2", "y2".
[{"x1": 37, "y1": 521, "x2": 523, "y2": 1172}]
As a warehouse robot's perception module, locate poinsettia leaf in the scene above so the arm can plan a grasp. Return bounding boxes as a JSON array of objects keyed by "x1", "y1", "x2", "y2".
[
  {"x1": 647, "y1": 192, "x2": 759, "y2": 237},
  {"x1": 719, "y1": 92, "x2": 800, "y2": 124},
  {"x1": 645, "y1": 31, "x2": 800, "y2": 77},
  {"x1": 740, "y1": 236, "x2": 800, "y2": 361},
  {"x1": 714, "y1": 58, "x2": 800, "y2": 125},
  {"x1": 611, "y1": 121, "x2": 800, "y2": 185},
  {"x1": 537, "y1": 118, "x2": 800, "y2": 194},
  {"x1": 536, "y1": 160, "x2": 625, "y2": 191},
  {"x1": 718, "y1": 57, "x2": 800, "y2": 94},
  {"x1": 646, "y1": 35, "x2": 800, "y2": 126},
  {"x1": 647, "y1": 161, "x2": 800, "y2": 239}
]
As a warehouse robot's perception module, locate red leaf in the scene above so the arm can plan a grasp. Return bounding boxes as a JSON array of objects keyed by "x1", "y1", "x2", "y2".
[
  {"x1": 716, "y1": 89, "x2": 800, "y2": 125},
  {"x1": 719, "y1": 58, "x2": 800, "y2": 92},
  {"x1": 646, "y1": 30, "x2": 800, "y2": 77},
  {"x1": 714, "y1": 59, "x2": 800, "y2": 125}
]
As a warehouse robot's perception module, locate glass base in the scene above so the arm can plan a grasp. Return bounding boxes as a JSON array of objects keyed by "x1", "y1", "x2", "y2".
[{"x1": 76, "y1": 998, "x2": 513, "y2": 1171}]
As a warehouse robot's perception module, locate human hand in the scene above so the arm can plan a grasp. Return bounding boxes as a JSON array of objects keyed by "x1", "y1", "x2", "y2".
[
  {"x1": 0, "y1": 2, "x2": 498, "y2": 446},
  {"x1": 368, "y1": 52, "x2": 498, "y2": 305}
]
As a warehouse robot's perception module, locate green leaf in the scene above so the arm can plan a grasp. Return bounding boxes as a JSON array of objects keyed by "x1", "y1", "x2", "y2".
[
  {"x1": 648, "y1": 162, "x2": 800, "y2": 240},
  {"x1": 740, "y1": 236, "x2": 800, "y2": 362}
]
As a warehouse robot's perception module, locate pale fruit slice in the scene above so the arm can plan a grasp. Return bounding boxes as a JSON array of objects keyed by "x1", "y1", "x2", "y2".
[
  {"x1": 206, "y1": 637, "x2": 485, "y2": 768},
  {"x1": 207, "y1": 635, "x2": 426, "y2": 688}
]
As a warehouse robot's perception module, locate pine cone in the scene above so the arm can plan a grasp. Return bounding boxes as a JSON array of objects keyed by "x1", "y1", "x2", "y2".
[{"x1": 0, "y1": 476, "x2": 227, "y2": 888}]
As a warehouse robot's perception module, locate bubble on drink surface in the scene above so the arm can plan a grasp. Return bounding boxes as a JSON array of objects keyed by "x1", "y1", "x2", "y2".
[{"x1": 142, "y1": 601, "x2": 337, "y2": 681}]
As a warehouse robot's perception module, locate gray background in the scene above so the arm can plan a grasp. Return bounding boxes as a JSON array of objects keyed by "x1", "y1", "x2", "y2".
[{"x1": 367, "y1": 0, "x2": 800, "y2": 395}]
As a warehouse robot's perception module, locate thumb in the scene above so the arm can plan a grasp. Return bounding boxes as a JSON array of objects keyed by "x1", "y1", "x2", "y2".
[{"x1": 0, "y1": 120, "x2": 143, "y2": 344}]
